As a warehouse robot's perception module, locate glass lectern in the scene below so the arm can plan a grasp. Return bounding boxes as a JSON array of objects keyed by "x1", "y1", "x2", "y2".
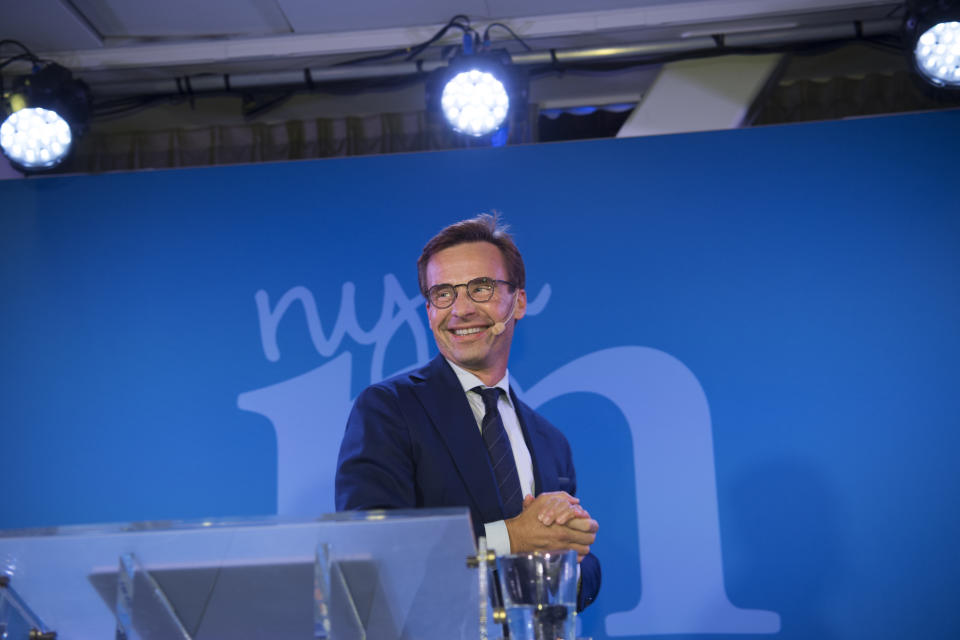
[{"x1": 0, "y1": 508, "x2": 482, "y2": 639}]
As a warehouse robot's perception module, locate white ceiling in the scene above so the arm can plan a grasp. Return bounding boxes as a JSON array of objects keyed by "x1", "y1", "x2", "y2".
[{"x1": 2, "y1": 0, "x2": 905, "y2": 88}]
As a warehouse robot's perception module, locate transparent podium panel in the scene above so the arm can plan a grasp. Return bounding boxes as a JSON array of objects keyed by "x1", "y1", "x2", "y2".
[
  {"x1": 0, "y1": 508, "x2": 480, "y2": 640},
  {"x1": 1, "y1": 574, "x2": 56, "y2": 639}
]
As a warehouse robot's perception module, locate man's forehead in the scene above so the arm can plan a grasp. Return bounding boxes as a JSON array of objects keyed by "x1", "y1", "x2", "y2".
[{"x1": 425, "y1": 241, "x2": 507, "y2": 284}]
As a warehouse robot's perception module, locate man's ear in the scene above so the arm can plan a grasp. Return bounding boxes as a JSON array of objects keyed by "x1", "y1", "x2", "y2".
[{"x1": 513, "y1": 289, "x2": 528, "y2": 320}]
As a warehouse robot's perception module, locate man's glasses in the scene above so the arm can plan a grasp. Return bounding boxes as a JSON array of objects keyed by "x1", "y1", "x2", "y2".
[{"x1": 426, "y1": 277, "x2": 515, "y2": 309}]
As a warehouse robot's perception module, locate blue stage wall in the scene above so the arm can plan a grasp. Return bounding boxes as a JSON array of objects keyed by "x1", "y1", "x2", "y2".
[{"x1": 2, "y1": 110, "x2": 959, "y2": 639}]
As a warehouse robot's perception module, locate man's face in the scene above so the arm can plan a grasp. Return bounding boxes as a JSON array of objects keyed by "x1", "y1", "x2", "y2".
[{"x1": 425, "y1": 241, "x2": 527, "y2": 382}]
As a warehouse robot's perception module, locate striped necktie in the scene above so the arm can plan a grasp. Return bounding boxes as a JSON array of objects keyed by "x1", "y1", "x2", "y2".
[{"x1": 474, "y1": 386, "x2": 524, "y2": 518}]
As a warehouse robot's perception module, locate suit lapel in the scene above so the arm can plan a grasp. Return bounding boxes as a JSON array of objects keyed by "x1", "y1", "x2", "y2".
[
  {"x1": 511, "y1": 389, "x2": 559, "y2": 494},
  {"x1": 412, "y1": 356, "x2": 506, "y2": 519}
]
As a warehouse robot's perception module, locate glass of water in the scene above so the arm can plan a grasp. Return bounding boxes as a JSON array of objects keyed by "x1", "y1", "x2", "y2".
[{"x1": 496, "y1": 550, "x2": 578, "y2": 640}]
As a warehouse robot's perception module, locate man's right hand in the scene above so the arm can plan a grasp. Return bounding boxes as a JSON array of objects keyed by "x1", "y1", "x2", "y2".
[{"x1": 505, "y1": 492, "x2": 599, "y2": 558}]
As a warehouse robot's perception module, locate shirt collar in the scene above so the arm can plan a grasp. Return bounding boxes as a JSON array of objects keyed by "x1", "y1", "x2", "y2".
[{"x1": 445, "y1": 358, "x2": 511, "y2": 404}]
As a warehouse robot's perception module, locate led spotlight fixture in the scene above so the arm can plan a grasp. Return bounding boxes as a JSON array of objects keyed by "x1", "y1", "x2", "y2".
[
  {"x1": 915, "y1": 21, "x2": 960, "y2": 85},
  {"x1": 1, "y1": 107, "x2": 73, "y2": 169},
  {"x1": 442, "y1": 67, "x2": 510, "y2": 136},
  {"x1": 1, "y1": 63, "x2": 91, "y2": 171},
  {"x1": 433, "y1": 54, "x2": 519, "y2": 138},
  {"x1": 905, "y1": 0, "x2": 960, "y2": 88}
]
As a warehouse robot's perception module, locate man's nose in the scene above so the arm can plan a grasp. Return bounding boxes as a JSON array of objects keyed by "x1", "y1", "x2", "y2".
[{"x1": 450, "y1": 289, "x2": 478, "y2": 315}]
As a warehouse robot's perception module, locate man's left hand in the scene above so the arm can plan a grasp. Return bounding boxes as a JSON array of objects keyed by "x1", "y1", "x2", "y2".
[
  {"x1": 522, "y1": 492, "x2": 599, "y2": 562},
  {"x1": 522, "y1": 492, "x2": 589, "y2": 526}
]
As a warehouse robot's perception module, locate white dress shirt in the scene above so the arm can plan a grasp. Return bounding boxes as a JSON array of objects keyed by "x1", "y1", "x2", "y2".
[{"x1": 446, "y1": 359, "x2": 535, "y2": 556}]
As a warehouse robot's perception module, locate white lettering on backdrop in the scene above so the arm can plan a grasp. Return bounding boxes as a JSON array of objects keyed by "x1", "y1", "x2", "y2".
[{"x1": 238, "y1": 275, "x2": 780, "y2": 635}]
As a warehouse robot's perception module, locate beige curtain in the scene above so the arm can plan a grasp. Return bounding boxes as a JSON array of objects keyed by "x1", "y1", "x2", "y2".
[
  {"x1": 53, "y1": 73, "x2": 956, "y2": 174},
  {"x1": 61, "y1": 108, "x2": 539, "y2": 174},
  {"x1": 752, "y1": 70, "x2": 953, "y2": 125}
]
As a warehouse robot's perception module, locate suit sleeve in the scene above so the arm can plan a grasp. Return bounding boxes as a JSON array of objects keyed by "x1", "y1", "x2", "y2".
[
  {"x1": 555, "y1": 422, "x2": 602, "y2": 612},
  {"x1": 578, "y1": 553, "x2": 601, "y2": 612},
  {"x1": 335, "y1": 384, "x2": 417, "y2": 511}
]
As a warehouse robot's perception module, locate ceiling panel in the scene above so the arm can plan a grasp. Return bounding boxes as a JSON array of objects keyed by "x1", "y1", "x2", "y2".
[
  {"x1": 277, "y1": 0, "x2": 489, "y2": 33},
  {"x1": 0, "y1": 0, "x2": 906, "y2": 93},
  {"x1": 485, "y1": 0, "x2": 668, "y2": 19},
  {"x1": 485, "y1": 0, "x2": 900, "y2": 25},
  {"x1": 0, "y1": 2, "x2": 102, "y2": 51},
  {"x1": 70, "y1": 0, "x2": 292, "y2": 38}
]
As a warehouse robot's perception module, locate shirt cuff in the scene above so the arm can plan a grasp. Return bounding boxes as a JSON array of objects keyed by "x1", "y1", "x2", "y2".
[{"x1": 484, "y1": 520, "x2": 512, "y2": 556}]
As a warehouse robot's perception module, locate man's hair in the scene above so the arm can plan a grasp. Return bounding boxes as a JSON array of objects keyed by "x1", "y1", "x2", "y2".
[{"x1": 417, "y1": 213, "x2": 526, "y2": 296}]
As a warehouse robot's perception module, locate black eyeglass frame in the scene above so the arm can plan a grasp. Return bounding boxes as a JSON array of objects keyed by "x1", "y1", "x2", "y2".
[{"x1": 426, "y1": 277, "x2": 516, "y2": 308}]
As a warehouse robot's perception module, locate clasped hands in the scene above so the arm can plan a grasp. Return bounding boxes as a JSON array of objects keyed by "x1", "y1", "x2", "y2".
[{"x1": 504, "y1": 491, "x2": 599, "y2": 561}]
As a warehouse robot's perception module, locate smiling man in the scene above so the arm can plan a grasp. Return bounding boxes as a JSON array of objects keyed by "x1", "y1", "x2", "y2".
[{"x1": 335, "y1": 214, "x2": 601, "y2": 611}]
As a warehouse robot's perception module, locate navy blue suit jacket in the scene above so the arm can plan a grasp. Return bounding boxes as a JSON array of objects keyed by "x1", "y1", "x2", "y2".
[{"x1": 335, "y1": 354, "x2": 600, "y2": 611}]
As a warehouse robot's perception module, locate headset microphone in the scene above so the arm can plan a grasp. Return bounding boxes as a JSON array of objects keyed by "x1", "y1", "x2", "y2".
[{"x1": 490, "y1": 292, "x2": 519, "y2": 337}]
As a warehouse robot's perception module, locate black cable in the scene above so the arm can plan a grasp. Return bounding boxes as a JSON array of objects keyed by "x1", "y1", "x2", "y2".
[
  {"x1": 483, "y1": 23, "x2": 533, "y2": 51},
  {"x1": 0, "y1": 39, "x2": 42, "y2": 63},
  {"x1": 0, "y1": 53, "x2": 36, "y2": 71},
  {"x1": 403, "y1": 16, "x2": 472, "y2": 61},
  {"x1": 334, "y1": 14, "x2": 471, "y2": 66}
]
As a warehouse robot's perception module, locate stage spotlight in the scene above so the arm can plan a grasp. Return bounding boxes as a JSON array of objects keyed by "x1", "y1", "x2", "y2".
[
  {"x1": 434, "y1": 55, "x2": 516, "y2": 138},
  {"x1": 905, "y1": 1, "x2": 960, "y2": 88},
  {"x1": 1, "y1": 108, "x2": 73, "y2": 170},
  {"x1": 442, "y1": 67, "x2": 509, "y2": 136},
  {"x1": 1, "y1": 63, "x2": 91, "y2": 171}
]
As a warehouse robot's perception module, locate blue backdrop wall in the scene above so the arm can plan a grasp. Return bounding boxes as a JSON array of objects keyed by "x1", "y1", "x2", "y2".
[{"x1": 2, "y1": 110, "x2": 959, "y2": 639}]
